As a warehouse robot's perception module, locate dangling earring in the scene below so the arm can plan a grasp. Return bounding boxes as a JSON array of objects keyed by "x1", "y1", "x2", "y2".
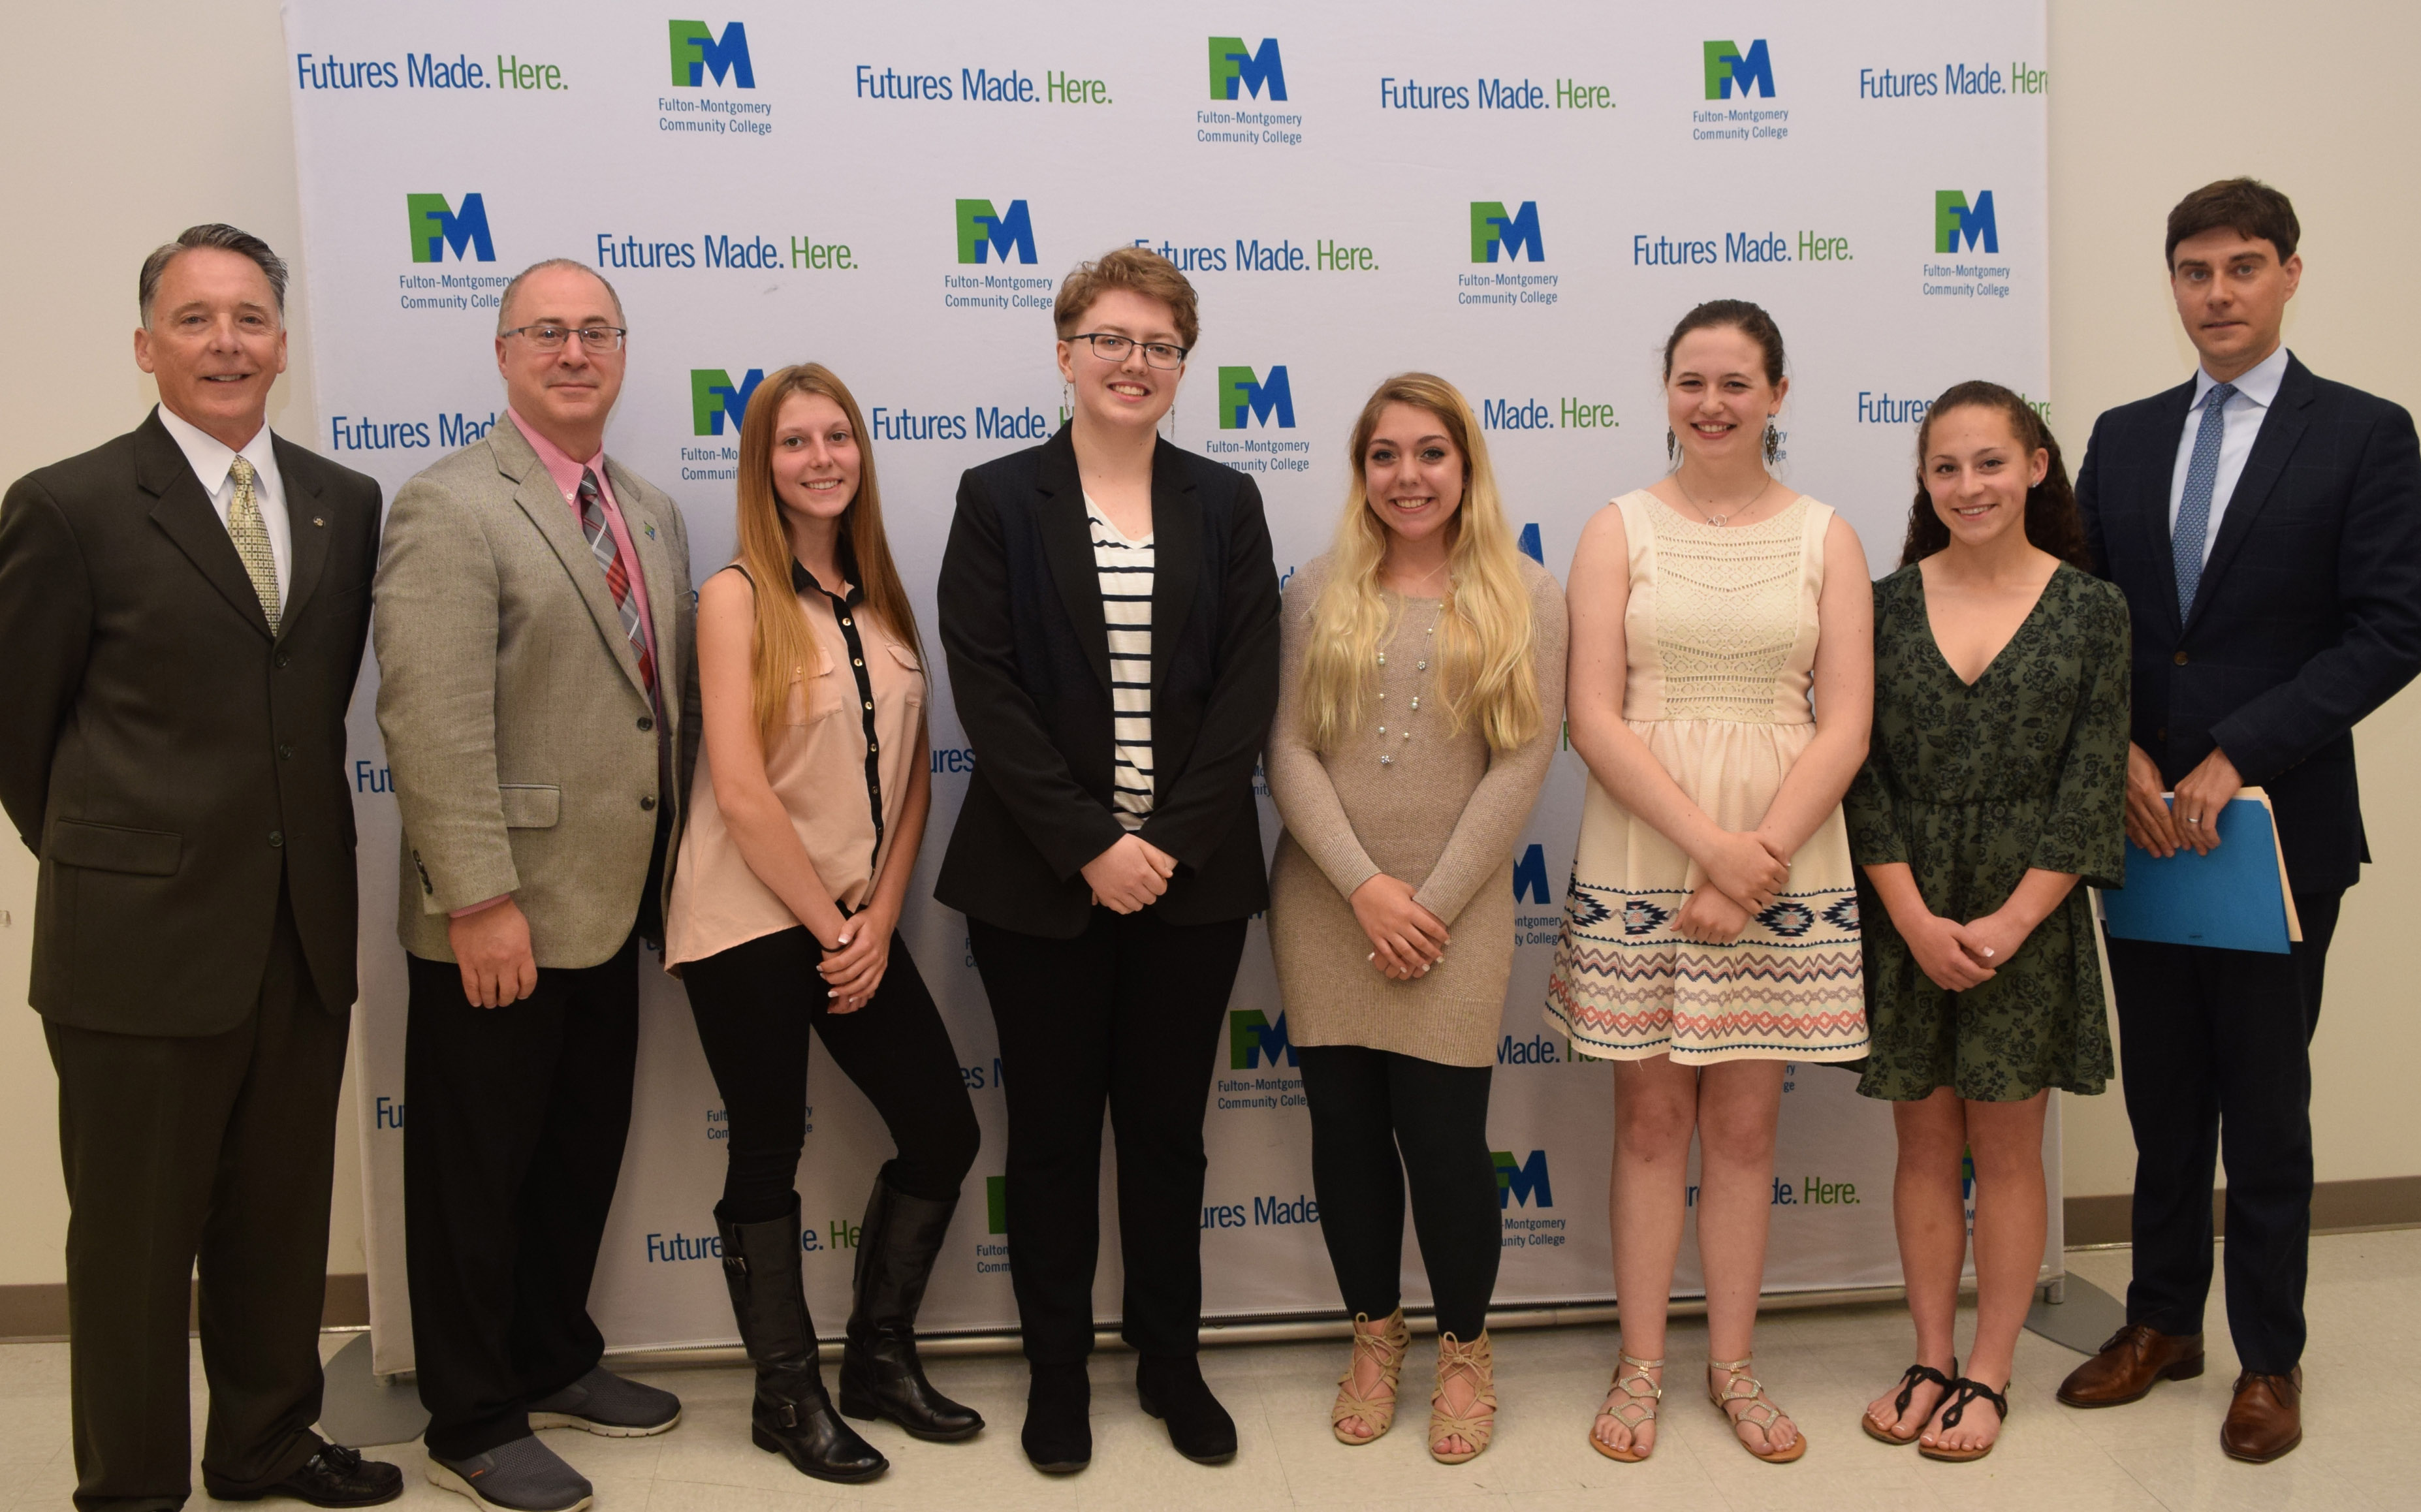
[
  {"x1": 1763, "y1": 420, "x2": 1781, "y2": 467},
  {"x1": 1664, "y1": 427, "x2": 1679, "y2": 466}
]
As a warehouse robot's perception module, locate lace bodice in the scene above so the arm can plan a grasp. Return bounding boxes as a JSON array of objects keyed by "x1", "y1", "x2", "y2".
[{"x1": 1617, "y1": 492, "x2": 1829, "y2": 725}]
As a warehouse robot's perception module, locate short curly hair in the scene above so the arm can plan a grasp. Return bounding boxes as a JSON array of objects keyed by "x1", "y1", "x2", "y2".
[{"x1": 1052, "y1": 245, "x2": 1201, "y2": 351}]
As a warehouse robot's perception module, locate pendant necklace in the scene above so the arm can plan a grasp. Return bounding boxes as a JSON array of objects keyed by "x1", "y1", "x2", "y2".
[
  {"x1": 1375, "y1": 569, "x2": 1449, "y2": 766},
  {"x1": 1676, "y1": 473, "x2": 1775, "y2": 528}
]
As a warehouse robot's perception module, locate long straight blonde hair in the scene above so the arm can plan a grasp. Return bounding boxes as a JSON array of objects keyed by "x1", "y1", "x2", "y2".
[
  {"x1": 1297, "y1": 373, "x2": 1540, "y2": 752},
  {"x1": 732, "y1": 363, "x2": 926, "y2": 743}
]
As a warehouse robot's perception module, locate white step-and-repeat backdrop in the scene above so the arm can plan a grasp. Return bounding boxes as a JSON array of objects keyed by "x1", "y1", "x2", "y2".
[{"x1": 278, "y1": 0, "x2": 2056, "y2": 1372}]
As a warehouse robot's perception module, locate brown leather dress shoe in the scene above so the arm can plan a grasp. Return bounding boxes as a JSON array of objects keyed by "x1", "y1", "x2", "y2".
[
  {"x1": 2055, "y1": 1323, "x2": 2206, "y2": 1407},
  {"x1": 2221, "y1": 1368, "x2": 2302, "y2": 1463}
]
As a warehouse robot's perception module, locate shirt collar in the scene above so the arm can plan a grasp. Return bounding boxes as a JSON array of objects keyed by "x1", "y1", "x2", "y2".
[
  {"x1": 155, "y1": 403, "x2": 276, "y2": 496},
  {"x1": 2193, "y1": 344, "x2": 2290, "y2": 411},
  {"x1": 507, "y1": 407, "x2": 609, "y2": 502}
]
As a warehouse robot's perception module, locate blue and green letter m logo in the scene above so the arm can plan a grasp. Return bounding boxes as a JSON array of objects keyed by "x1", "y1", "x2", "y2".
[
  {"x1": 690, "y1": 369, "x2": 765, "y2": 436},
  {"x1": 1217, "y1": 366, "x2": 1295, "y2": 430},
  {"x1": 1470, "y1": 201, "x2": 1543, "y2": 263},
  {"x1": 1935, "y1": 191, "x2": 1999, "y2": 254},
  {"x1": 406, "y1": 193, "x2": 494, "y2": 264},
  {"x1": 1229, "y1": 1009, "x2": 1296, "y2": 1069},
  {"x1": 1209, "y1": 37, "x2": 1286, "y2": 101},
  {"x1": 1703, "y1": 39, "x2": 1775, "y2": 99},
  {"x1": 1494, "y1": 1149, "x2": 1553, "y2": 1209},
  {"x1": 955, "y1": 199, "x2": 1036, "y2": 264},
  {"x1": 669, "y1": 21, "x2": 753, "y2": 87}
]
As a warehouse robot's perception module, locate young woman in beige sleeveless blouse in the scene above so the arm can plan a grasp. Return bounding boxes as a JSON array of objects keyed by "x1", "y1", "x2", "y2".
[{"x1": 1545, "y1": 302, "x2": 1875, "y2": 1464}]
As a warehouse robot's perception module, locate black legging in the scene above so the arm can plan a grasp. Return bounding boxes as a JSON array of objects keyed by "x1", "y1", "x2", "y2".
[
  {"x1": 683, "y1": 926, "x2": 979, "y2": 1222},
  {"x1": 1297, "y1": 1044, "x2": 1500, "y2": 1340}
]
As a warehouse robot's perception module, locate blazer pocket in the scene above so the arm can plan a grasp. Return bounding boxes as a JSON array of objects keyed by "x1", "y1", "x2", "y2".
[
  {"x1": 887, "y1": 642, "x2": 926, "y2": 705},
  {"x1": 498, "y1": 784, "x2": 563, "y2": 829},
  {"x1": 48, "y1": 819, "x2": 181, "y2": 876}
]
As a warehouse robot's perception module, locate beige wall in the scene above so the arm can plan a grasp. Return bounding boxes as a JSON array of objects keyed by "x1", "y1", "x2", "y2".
[{"x1": 2, "y1": 3, "x2": 2416, "y2": 1288}]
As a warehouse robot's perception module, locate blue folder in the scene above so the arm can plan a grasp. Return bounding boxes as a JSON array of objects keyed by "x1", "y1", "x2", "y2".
[{"x1": 2099, "y1": 792, "x2": 2297, "y2": 954}]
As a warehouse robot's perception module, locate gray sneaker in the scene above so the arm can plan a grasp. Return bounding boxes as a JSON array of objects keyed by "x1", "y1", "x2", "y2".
[
  {"x1": 528, "y1": 1365, "x2": 684, "y2": 1437},
  {"x1": 426, "y1": 1436, "x2": 593, "y2": 1512}
]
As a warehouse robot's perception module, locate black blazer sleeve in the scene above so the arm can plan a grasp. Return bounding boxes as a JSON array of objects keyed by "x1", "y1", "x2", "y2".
[
  {"x1": 2076, "y1": 415, "x2": 2112, "y2": 578},
  {"x1": 0, "y1": 476, "x2": 94, "y2": 852},
  {"x1": 938, "y1": 467, "x2": 1130, "y2": 880},
  {"x1": 1137, "y1": 478, "x2": 1281, "y2": 870},
  {"x1": 2209, "y1": 400, "x2": 2421, "y2": 780}
]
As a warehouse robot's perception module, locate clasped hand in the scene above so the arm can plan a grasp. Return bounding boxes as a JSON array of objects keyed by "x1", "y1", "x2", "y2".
[
  {"x1": 817, "y1": 900, "x2": 897, "y2": 1014},
  {"x1": 1675, "y1": 830, "x2": 1792, "y2": 945},
  {"x1": 1351, "y1": 874, "x2": 1450, "y2": 981},
  {"x1": 2125, "y1": 741, "x2": 2236, "y2": 858},
  {"x1": 1082, "y1": 832, "x2": 1179, "y2": 913}
]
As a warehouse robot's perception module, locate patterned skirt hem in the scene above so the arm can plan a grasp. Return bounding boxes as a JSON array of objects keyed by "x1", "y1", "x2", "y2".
[{"x1": 1854, "y1": 1070, "x2": 2110, "y2": 1103}]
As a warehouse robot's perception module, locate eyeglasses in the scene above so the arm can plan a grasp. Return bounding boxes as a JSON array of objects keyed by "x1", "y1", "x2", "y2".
[
  {"x1": 1068, "y1": 332, "x2": 1189, "y2": 370},
  {"x1": 501, "y1": 323, "x2": 629, "y2": 353}
]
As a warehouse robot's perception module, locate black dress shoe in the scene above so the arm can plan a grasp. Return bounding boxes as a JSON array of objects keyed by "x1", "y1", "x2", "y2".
[
  {"x1": 1022, "y1": 1361, "x2": 1092, "y2": 1473},
  {"x1": 215, "y1": 1444, "x2": 405, "y2": 1507},
  {"x1": 1137, "y1": 1353, "x2": 1237, "y2": 1464}
]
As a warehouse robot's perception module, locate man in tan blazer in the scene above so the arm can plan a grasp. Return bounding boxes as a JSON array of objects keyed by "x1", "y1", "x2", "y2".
[{"x1": 373, "y1": 258, "x2": 699, "y2": 1512}]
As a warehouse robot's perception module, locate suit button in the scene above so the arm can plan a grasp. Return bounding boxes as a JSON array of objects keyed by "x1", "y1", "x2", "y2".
[
  {"x1": 274, "y1": 652, "x2": 291, "y2": 669},
  {"x1": 268, "y1": 830, "x2": 284, "y2": 847},
  {"x1": 2173, "y1": 651, "x2": 2189, "y2": 665},
  {"x1": 640, "y1": 796, "x2": 657, "y2": 811},
  {"x1": 637, "y1": 715, "x2": 654, "y2": 732},
  {"x1": 277, "y1": 744, "x2": 294, "y2": 760},
  {"x1": 2157, "y1": 727, "x2": 2168, "y2": 742}
]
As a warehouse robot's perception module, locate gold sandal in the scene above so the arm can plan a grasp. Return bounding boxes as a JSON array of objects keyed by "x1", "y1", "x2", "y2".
[
  {"x1": 1331, "y1": 1310, "x2": 1411, "y2": 1445},
  {"x1": 1589, "y1": 1351, "x2": 1664, "y2": 1462},
  {"x1": 1428, "y1": 1331, "x2": 1497, "y2": 1464},
  {"x1": 1708, "y1": 1355, "x2": 1807, "y2": 1464}
]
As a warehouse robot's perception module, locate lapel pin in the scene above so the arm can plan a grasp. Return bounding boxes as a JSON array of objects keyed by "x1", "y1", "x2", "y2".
[
  {"x1": 644, "y1": 523, "x2": 658, "y2": 541},
  {"x1": 312, "y1": 516, "x2": 325, "y2": 528}
]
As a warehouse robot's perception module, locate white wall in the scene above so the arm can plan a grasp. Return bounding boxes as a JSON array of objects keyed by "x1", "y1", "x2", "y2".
[{"x1": 1, "y1": 1, "x2": 2416, "y2": 1290}]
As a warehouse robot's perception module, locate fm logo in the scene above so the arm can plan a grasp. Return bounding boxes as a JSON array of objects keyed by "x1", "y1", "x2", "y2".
[
  {"x1": 1217, "y1": 366, "x2": 1296, "y2": 430},
  {"x1": 1209, "y1": 37, "x2": 1286, "y2": 101},
  {"x1": 1470, "y1": 201, "x2": 1544, "y2": 264},
  {"x1": 986, "y1": 1175, "x2": 1009, "y2": 1234},
  {"x1": 1517, "y1": 522, "x2": 1544, "y2": 565},
  {"x1": 1703, "y1": 39, "x2": 1775, "y2": 99},
  {"x1": 1494, "y1": 1148, "x2": 1554, "y2": 1209},
  {"x1": 1229, "y1": 1009, "x2": 1297, "y2": 1069},
  {"x1": 1935, "y1": 190, "x2": 1999, "y2": 254},
  {"x1": 1511, "y1": 843, "x2": 1550, "y2": 905},
  {"x1": 406, "y1": 193, "x2": 494, "y2": 264},
  {"x1": 669, "y1": 20, "x2": 753, "y2": 87},
  {"x1": 955, "y1": 198, "x2": 1037, "y2": 264},
  {"x1": 690, "y1": 368, "x2": 765, "y2": 435}
]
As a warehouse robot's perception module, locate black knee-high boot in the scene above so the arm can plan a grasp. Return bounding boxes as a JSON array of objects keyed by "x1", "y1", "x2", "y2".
[
  {"x1": 718, "y1": 1196, "x2": 887, "y2": 1483},
  {"x1": 838, "y1": 1169, "x2": 985, "y2": 1440}
]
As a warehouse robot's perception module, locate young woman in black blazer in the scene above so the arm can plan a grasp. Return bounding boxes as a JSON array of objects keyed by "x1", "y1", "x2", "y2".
[{"x1": 936, "y1": 245, "x2": 1281, "y2": 1473}]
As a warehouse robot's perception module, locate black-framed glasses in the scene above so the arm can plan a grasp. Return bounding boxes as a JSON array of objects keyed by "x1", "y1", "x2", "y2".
[
  {"x1": 501, "y1": 323, "x2": 629, "y2": 353},
  {"x1": 1068, "y1": 332, "x2": 1188, "y2": 370}
]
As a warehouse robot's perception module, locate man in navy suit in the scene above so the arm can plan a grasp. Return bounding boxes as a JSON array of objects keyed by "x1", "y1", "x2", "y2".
[{"x1": 2059, "y1": 179, "x2": 2421, "y2": 1461}]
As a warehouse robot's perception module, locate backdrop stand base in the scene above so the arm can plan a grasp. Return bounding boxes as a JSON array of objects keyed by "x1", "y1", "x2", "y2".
[
  {"x1": 318, "y1": 1332, "x2": 429, "y2": 1449},
  {"x1": 2023, "y1": 1272, "x2": 2126, "y2": 1355}
]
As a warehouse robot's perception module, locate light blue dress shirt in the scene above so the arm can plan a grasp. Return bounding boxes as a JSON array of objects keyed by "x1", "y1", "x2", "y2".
[{"x1": 2166, "y1": 345, "x2": 2289, "y2": 567}]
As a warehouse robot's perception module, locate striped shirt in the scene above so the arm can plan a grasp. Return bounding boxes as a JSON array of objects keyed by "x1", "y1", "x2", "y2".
[{"x1": 1086, "y1": 496, "x2": 1156, "y2": 829}]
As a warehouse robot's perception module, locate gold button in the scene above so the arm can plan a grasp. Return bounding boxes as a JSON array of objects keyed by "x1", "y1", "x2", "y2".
[{"x1": 2174, "y1": 651, "x2": 2189, "y2": 666}]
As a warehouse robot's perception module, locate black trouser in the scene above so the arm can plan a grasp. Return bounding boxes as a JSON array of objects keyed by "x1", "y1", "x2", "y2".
[
  {"x1": 969, "y1": 908, "x2": 1247, "y2": 1364},
  {"x1": 2103, "y1": 889, "x2": 2341, "y2": 1376},
  {"x1": 682, "y1": 926, "x2": 980, "y2": 1223},
  {"x1": 1297, "y1": 1045, "x2": 1501, "y2": 1340},
  {"x1": 45, "y1": 883, "x2": 345, "y2": 1512},
  {"x1": 404, "y1": 930, "x2": 641, "y2": 1461}
]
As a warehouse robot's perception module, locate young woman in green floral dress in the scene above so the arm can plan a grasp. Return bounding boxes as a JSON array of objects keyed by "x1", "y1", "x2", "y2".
[{"x1": 1846, "y1": 382, "x2": 2130, "y2": 1463}]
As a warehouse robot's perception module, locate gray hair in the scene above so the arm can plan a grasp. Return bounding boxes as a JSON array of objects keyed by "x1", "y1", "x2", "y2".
[
  {"x1": 139, "y1": 225, "x2": 289, "y2": 327},
  {"x1": 497, "y1": 259, "x2": 627, "y2": 336}
]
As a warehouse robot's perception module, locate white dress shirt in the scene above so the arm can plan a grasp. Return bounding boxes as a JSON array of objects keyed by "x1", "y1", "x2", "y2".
[
  {"x1": 2166, "y1": 344, "x2": 2290, "y2": 567},
  {"x1": 155, "y1": 403, "x2": 291, "y2": 600}
]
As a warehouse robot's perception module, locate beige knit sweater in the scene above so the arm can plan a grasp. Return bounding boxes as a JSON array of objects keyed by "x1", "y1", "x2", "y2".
[{"x1": 1265, "y1": 552, "x2": 1569, "y2": 1067}]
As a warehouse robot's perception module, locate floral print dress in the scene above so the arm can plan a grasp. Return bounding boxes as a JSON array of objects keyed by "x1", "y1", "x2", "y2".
[{"x1": 1844, "y1": 562, "x2": 2130, "y2": 1101}]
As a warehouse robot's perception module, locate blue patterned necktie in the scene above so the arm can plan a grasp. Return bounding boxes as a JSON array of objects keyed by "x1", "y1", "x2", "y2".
[{"x1": 2172, "y1": 381, "x2": 2237, "y2": 618}]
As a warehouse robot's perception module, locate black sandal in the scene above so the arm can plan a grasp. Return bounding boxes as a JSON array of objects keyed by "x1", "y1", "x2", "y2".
[
  {"x1": 1862, "y1": 1359, "x2": 1955, "y2": 1445},
  {"x1": 1918, "y1": 1376, "x2": 2009, "y2": 1463}
]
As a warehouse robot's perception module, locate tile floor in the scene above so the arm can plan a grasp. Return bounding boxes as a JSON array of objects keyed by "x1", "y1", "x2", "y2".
[{"x1": 1, "y1": 1231, "x2": 2409, "y2": 1511}]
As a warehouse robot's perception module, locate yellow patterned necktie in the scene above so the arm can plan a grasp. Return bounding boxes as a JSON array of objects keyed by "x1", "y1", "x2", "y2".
[{"x1": 227, "y1": 456, "x2": 281, "y2": 633}]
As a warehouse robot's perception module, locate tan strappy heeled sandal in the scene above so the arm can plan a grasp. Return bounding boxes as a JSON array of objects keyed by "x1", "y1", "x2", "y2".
[
  {"x1": 1707, "y1": 1355, "x2": 1807, "y2": 1464},
  {"x1": 1331, "y1": 1310, "x2": 1411, "y2": 1445},
  {"x1": 1590, "y1": 1351, "x2": 1664, "y2": 1462},
  {"x1": 1429, "y1": 1331, "x2": 1498, "y2": 1464}
]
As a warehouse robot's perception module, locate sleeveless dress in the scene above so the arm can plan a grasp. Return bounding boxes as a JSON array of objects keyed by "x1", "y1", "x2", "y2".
[{"x1": 1544, "y1": 491, "x2": 1867, "y2": 1063}]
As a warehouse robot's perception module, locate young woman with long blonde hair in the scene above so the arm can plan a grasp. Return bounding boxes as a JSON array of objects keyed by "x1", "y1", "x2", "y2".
[
  {"x1": 1266, "y1": 373, "x2": 1568, "y2": 1465},
  {"x1": 665, "y1": 363, "x2": 983, "y2": 1485}
]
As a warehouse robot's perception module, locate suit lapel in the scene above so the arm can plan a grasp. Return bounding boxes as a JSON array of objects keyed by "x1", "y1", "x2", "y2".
[
  {"x1": 2187, "y1": 356, "x2": 2315, "y2": 637},
  {"x1": 490, "y1": 422, "x2": 652, "y2": 703},
  {"x1": 136, "y1": 412, "x2": 272, "y2": 638},
  {"x1": 1147, "y1": 440, "x2": 1201, "y2": 697},
  {"x1": 2140, "y1": 379, "x2": 2196, "y2": 640},
  {"x1": 1036, "y1": 427, "x2": 1113, "y2": 691},
  {"x1": 271, "y1": 436, "x2": 332, "y2": 640}
]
